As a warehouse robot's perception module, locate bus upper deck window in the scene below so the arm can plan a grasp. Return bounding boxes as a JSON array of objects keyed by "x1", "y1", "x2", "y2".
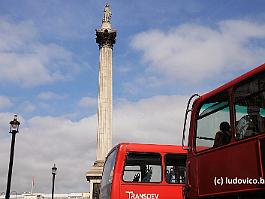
[
  {"x1": 165, "y1": 154, "x2": 186, "y2": 184},
  {"x1": 196, "y1": 92, "x2": 230, "y2": 151},
  {"x1": 234, "y1": 73, "x2": 265, "y2": 140},
  {"x1": 123, "y1": 152, "x2": 162, "y2": 183}
]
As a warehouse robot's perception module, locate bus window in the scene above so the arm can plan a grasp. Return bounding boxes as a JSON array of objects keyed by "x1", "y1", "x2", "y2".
[
  {"x1": 234, "y1": 73, "x2": 265, "y2": 139},
  {"x1": 123, "y1": 152, "x2": 162, "y2": 183},
  {"x1": 165, "y1": 154, "x2": 186, "y2": 184},
  {"x1": 196, "y1": 92, "x2": 230, "y2": 151},
  {"x1": 101, "y1": 148, "x2": 117, "y2": 198}
]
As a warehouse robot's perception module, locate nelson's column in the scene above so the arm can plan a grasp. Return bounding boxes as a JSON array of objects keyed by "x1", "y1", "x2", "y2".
[{"x1": 86, "y1": 4, "x2": 116, "y2": 199}]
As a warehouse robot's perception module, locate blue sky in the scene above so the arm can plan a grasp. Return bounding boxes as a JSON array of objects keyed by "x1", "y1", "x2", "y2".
[{"x1": 0, "y1": 0, "x2": 265, "y2": 194}]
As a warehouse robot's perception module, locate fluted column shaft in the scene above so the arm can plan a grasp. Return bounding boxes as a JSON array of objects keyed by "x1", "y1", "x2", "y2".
[{"x1": 96, "y1": 44, "x2": 113, "y2": 161}]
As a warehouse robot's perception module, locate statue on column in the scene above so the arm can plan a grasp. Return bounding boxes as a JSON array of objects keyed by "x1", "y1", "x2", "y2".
[{"x1": 103, "y1": 4, "x2": 111, "y2": 23}]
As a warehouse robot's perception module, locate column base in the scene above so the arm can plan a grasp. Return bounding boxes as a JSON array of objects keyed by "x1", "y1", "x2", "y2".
[{"x1": 86, "y1": 161, "x2": 104, "y2": 199}]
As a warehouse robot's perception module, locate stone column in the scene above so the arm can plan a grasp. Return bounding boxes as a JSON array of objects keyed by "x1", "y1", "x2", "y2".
[
  {"x1": 96, "y1": 28, "x2": 116, "y2": 162},
  {"x1": 86, "y1": 4, "x2": 116, "y2": 199}
]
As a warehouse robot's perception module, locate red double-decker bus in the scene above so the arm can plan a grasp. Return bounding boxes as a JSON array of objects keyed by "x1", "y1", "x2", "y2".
[
  {"x1": 182, "y1": 63, "x2": 265, "y2": 198},
  {"x1": 100, "y1": 143, "x2": 187, "y2": 199}
]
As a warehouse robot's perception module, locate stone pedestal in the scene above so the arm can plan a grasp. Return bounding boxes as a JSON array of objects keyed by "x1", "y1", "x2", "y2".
[{"x1": 86, "y1": 161, "x2": 104, "y2": 199}]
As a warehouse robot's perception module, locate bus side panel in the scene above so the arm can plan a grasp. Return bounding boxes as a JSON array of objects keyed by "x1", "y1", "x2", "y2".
[
  {"x1": 186, "y1": 158, "x2": 199, "y2": 199},
  {"x1": 120, "y1": 183, "x2": 184, "y2": 199},
  {"x1": 196, "y1": 139, "x2": 264, "y2": 197}
]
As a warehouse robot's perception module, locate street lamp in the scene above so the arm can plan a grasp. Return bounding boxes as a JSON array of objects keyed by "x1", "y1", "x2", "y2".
[
  {"x1": 51, "y1": 164, "x2": 57, "y2": 199},
  {"x1": 5, "y1": 115, "x2": 20, "y2": 199}
]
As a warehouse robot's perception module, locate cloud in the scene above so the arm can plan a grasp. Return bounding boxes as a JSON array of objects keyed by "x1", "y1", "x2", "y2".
[
  {"x1": 132, "y1": 20, "x2": 265, "y2": 83},
  {"x1": 78, "y1": 97, "x2": 97, "y2": 107},
  {"x1": 0, "y1": 96, "x2": 13, "y2": 109},
  {"x1": 0, "y1": 95, "x2": 188, "y2": 193},
  {"x1": 19, "y1": 101, "x2": 36, "y2": 113},
  {"x1": 37, "y1": 91, "x2": 65, "y2": 100},
  {"x1": 113, "y1": 95, "x2": 187, "y2": 145},
  {"x1": 0, "y1": 115, "x2": 97, "y2": 193},
  {"x1": 0, "y1": 19, "x2": 78, "y2": 87}
]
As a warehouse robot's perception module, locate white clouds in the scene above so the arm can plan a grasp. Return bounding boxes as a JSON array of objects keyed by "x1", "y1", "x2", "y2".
[
  {"x1": 0, "y1": 115, "x2": 97, "y2": 193},
  {"x1": 37, "y1": 91, "x2": 64, "y2": 100},
  {"x1": 113, "y1": 95, "x2": 187, "y2": 145},
  {"x1": 132, "y1": 20, "x2": 265, "y2": 83},
  {"x1": 78, "y1": 97, "x2": 97, "y2": 107},
  {"x1": 0, "y1": 20, "x2": 36, "y2": 50},
  {"x1": 20, "y1": 101, "x2": 36, "y2": 113},
  {"x1": 0, "y1": 96, "x2": 12, "y2": 109},
  {"x1": 0, "y1": 19, "x2": 78, "y2": 87},
  {"x1": 0, "y1": 95, "x2": 187, "y2": 193}
]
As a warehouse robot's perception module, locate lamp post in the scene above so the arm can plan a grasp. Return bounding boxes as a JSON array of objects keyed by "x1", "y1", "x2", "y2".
[
  {"x1": 5, "y1": 115, "x2": 20, "y2": 199},
  {"x1": 51, "y1": 164, "x2": 57, "y2": 199}
]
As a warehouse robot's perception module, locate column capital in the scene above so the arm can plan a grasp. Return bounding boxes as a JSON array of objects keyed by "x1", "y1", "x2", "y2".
[{"x1": 96, "y1": 28, "x2": 117, "y2": 48}]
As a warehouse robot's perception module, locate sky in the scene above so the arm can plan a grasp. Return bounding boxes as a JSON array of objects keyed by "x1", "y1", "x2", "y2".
[{"x1": 0, "y1": 0, "x2": 265, "y2": 194}]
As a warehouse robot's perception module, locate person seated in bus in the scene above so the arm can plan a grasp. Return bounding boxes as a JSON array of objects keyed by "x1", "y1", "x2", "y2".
[
  {"x1": 175, "y1": 166, "x2": 186, "y2": 183},
  {"x1": 166, "y1": 169, "x2": 171, "y2": 182},
  {"x1": 244, "y1": 106, "x2": 265, "y2": 137},
  {"x1": 168, "y1": 168, "x2": 176, "y2": 183},
  {"x1": 213, "y1": 121, "x2": 231, "y2": 147},
  {"x1": 142, "y1": 167, "x2": 152, "y2": 182},
  {"x1": 132, "y1": 173, "x2": 140, "y2": 182}
]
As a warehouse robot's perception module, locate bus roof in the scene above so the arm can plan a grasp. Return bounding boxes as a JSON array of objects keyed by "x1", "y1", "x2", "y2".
[
  {"x1": 198, "y1": 63, "x2": 265, "y2": 102},
  {"x1": 116, "y1": 143, "x2": 186, "y2": 154}
]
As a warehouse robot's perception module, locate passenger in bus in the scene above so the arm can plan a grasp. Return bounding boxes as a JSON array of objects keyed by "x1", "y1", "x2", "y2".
[
  {"x1": 244, "y1": 106, "x2": 265, "y2": 137},
  {"x1": 175, "y1": 166, "x2": 186, "y2": 183},
  {"x1": 132, "y1": 173, "x2": 140, "y2": 182},
  {"x1": 213, "y1": 122, "x2": 231, "y2": 147},
  {"x1": 169, "y1": 168, "x2": 175, "y2": 183},
  {"x1": 142, "y1": 167, "x2": 152, "y2": 182},
  {"x1": 166, "y1": 169, "x2": 170, "y2": 182},
  {"x1": 166, "y1": 166, "x2": 185, "y2": 183}
]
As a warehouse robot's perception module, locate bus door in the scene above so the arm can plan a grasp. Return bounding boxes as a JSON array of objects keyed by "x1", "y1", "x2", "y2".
[
  {"x1": 190, "y1": 91, "x2": 235, "y2": 197},
  {"x1": 120, "y1": 152, "x2": 186, "y2": 199}
]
